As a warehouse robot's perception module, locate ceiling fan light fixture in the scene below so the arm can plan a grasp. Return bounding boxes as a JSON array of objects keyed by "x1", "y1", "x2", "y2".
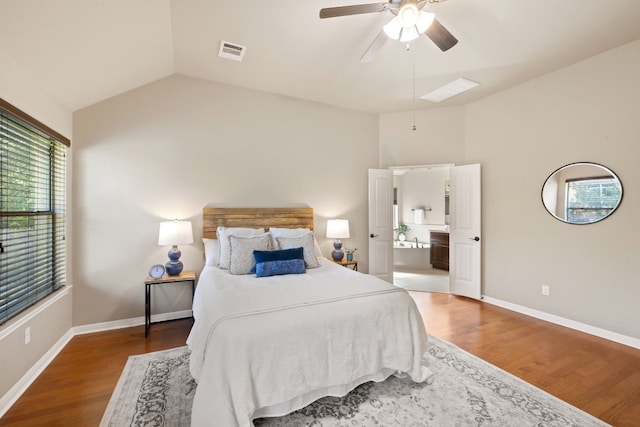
[
  {"x1": 383, "y1": 17, "x2": 402, "y2": 40},
  {"x1": 399, "y1": 25, "x2": 420, "y2": 42},
  {"x1": 384, "y1": 7, "x2": 434, "y2": 42},
  {"x1": 397, "y1": 3, "x2": 420, "y2": 27},
  {"x1": 416, "y1": 11, "x2": 435, "y2": 33}
]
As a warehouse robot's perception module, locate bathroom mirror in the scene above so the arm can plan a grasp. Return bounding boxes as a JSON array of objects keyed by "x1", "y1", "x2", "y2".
[{"x1": 541, "y1": 162, "x2": 623, "y2": 224}]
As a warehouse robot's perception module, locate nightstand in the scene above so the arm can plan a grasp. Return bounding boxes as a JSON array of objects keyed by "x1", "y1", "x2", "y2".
[
  {"x1": 330, "y1": 258, "x2": 358, "y2": 271},
  {"x1": 144, "y1": 271, "x2": 196, "y2": 337}
]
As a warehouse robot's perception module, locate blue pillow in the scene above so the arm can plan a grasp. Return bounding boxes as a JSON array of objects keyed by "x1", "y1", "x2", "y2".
[
  {"x1": 256, "y1": 259, "x2": 306, "y2": 277},
  {"x1": 251, "y1": 247, "x2": 304, "y2": 273},
  {"x1": 253, "y1": 247, "x2": 304, "y2": 264}
]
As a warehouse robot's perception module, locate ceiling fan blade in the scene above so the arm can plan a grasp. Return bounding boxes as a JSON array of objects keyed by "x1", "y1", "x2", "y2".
[
  {"x1": 360, "y1": 31, "x2": 388, "y2": 63},
  {"x1": 320, "y1": 3, "x2": 390, "y2": 19},
  {"x1": 424, "y1": 18, "x2": 458, "y2": 51}
]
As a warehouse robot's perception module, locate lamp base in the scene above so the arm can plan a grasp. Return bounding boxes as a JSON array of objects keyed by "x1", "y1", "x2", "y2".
[
  {"x1": 331, "y1": 240, "x2": 344, "y2": 262},
  {"x1": 166, "y1": 245, "x2": 184, "y2": 276},
  {"x1": 165, "y1": 260, "x2": 184, "y2": 276}
]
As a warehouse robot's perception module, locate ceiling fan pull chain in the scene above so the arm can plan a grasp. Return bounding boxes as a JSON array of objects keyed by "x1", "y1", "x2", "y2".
[{"x1": 412, "y1": 61, "x2": 417, "y2": 131}]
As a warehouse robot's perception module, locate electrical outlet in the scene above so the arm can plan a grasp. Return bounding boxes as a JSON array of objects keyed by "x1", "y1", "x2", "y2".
[
  {"x1": 542, "y1": 285, "x2": 550, "y2": 296},
  {"x1": 25, "y1": 327, "x2": 31, "y2": 344}
]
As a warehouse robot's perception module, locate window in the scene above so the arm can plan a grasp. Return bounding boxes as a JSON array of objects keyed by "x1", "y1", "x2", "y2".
[
  {"x1": 566, "y1": 176, "x2": 622, "y2": 224},
  {"x1": 0, "y1": 99, "x2": 69, "y2": 325}
]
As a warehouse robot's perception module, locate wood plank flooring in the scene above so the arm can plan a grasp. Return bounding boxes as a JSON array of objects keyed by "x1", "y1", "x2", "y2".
[
  {"x1": 0, "y1": 319, "x2": 193, "y2": 427},
  {"x1": 2, "y1": 292, "x2": 640, "y2": 426}
]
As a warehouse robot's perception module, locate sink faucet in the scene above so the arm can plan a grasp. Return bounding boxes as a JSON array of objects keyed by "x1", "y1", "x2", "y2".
[{"x1": 415, "y1": 237, "x2": 419, "y2": 247}]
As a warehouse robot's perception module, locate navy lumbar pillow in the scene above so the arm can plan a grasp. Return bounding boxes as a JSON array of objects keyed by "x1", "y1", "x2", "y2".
[
  {"x1": 252, "y1": 247, "x2": 305, "y2": 275},
  {"x1": 253, "y1": 247, "x2": 304, "y2": 265},
  {"x1": 255, "y1": 258, "x2": 306, "y2": 277}
]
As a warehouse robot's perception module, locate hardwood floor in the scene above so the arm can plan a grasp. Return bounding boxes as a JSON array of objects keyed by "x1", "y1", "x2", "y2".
[
  {"x1": 2, "y1": 293, "x2": 640, "y2": 426},
  {"x1": 0, "y1": 319, "x2": 193, "y2": 427},
  {"x1": 410, "y1": 292, "x2": 640, "y2": 426}
]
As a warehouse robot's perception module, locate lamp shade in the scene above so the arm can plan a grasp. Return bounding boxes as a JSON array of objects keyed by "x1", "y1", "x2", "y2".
[
  {"x1": 383, "y1": 10, "x2": 434, "y2": 42},
  {"x1": 158, "y1": 220, "x2": 194, "y2": 245},
  {"x1": 326, "y1": 219, "x2": 350, "y2": 239}
]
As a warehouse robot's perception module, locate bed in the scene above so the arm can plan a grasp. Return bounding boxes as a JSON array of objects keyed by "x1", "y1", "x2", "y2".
[{"x1": 186, "y1": 207, "x2": 433, "y2": 426}]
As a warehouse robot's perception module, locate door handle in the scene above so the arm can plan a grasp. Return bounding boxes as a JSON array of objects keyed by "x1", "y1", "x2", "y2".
[
  {"x1": 370, "y1": 233, "x2": 379, "y2": 238},
  {"x1": 469, "y1": 236, "x2": 480, "y2": 242}
]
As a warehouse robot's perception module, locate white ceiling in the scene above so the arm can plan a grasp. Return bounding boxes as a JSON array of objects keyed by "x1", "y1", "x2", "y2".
[{"x1": 2, "y1": 0, "x2": 640, "y2": 114}]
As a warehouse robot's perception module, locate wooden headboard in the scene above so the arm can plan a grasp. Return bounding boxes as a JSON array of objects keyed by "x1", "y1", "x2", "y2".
[{"x1": 203, "y1": 207, "x2": 314, "y2": 239}]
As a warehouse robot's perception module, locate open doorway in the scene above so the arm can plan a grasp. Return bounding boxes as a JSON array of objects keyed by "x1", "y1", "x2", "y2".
[
  {"x1": 369, "y1": 164, "x2": 481, "y2": 299},
  {"x1": 391, "y1": 164, "x2": 451, "y2": 293}
]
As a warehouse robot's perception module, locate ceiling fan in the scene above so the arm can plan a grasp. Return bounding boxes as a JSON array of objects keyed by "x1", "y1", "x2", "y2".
[{"x1": 319, "y1": 0, "x2": 458, "y2": 63}]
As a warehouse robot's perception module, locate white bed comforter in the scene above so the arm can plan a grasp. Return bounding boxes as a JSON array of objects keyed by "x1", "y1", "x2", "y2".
[{"x1": 186, "y1": 260, "x2": 433, "y2": 427}]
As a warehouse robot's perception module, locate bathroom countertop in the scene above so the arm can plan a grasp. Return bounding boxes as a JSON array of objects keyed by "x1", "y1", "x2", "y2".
[{"x1": 394, "y1": 240, "x2": 430, "y2": 249}]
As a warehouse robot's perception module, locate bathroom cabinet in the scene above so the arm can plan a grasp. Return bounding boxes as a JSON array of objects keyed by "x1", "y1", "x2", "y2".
[{"x1": 430, "y1": 231, "x2": 449, "y2": 271}]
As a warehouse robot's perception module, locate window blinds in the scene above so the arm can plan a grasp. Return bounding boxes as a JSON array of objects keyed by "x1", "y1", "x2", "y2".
[{"x1": 0, "y1": 108, "x2": 67, "y2": 325}]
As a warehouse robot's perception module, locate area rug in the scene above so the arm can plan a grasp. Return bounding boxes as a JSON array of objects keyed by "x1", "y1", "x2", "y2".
[{"x1": 100, "y1": 337, "x2": 609, "y2": 426}]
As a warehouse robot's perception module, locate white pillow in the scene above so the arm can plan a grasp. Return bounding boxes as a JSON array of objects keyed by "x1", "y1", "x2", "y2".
[
  {"x1": 229, "y1": 234, "x2": 271, "y2": 275},
  {"x1": 269, "y1": 227, "x2": 322, "y2": 258},
  {"x1": 218, "y1": 226, "x2": 266, "y2": 269},
  {"x1": 203, "y1": 238, "x2": 220, "y2": 266},
  {"x1": 276, "y1": 232, "x2": 320, "y2": 269}
]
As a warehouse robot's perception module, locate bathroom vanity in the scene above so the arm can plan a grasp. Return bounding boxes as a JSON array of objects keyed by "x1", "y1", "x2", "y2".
[{"x1": 429, "y1": 231, "x2": 449, "y2": 271}]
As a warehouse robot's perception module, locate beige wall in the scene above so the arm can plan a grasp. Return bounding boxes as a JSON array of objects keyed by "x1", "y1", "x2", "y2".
[
  {"x1": 0, "y1": 292, "x2": 72, "y2": 401},
  {"x1": 379, "y1": 106, "x2": 466, "y2": 168},
  {"x1": 380, "y1": 39, "x2": 640, "y2": 340},
  {"x1": 71, "y1": 74, "x2": 379, "y2": 326},
  {"x1": 0, "y1": 50, "x2": 71, "y2": 138}
]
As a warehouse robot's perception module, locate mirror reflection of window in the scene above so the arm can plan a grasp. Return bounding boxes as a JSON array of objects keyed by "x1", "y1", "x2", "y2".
[
  {"x1": 566, "y1": 176, "x2": 622, "y2": 224},
  {"x1": 541, "y1": 162, "x2": 623, "y2": 224}
]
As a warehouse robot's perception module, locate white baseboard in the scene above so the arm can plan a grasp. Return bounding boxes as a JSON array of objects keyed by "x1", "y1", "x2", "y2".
[
  {"x1": 483, "y1": 296, "x2": 640, "y2": 350},
  {"x1": 72, "y1": 309, "x2": 192, "y2": 335},
  {"x1": 0, "y1": 329, "x2": 74, "y2": 418},
  {"x1": 0, "y1": 309, "x2": 192, "y2": 418}
]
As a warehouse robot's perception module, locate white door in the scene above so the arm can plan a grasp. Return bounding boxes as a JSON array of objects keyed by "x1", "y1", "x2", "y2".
[
  {"x1": 449, "y1": 163, "x2": 482, "y2": 299},
  {"x1": 368, "y1": 169, "x2": 394, "y2": 282}
]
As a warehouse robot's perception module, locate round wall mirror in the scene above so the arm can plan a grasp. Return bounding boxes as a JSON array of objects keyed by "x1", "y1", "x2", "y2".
[{"x1": 541, "y1": 162, "x2": 623, "y2": 224}]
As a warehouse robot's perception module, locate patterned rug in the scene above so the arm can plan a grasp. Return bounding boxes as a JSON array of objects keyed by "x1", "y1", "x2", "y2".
[{"x1": 100, "y1": 337, "x2": 609, "y2": 426}]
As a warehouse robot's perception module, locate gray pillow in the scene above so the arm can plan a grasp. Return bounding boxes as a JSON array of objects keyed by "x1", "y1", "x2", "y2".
[
  {"x1": 229, "y1": 234, "x2": 270, "y2": 275},
  {"x1": 276, "y1": 232, "x2": 320, "y2": 269}
]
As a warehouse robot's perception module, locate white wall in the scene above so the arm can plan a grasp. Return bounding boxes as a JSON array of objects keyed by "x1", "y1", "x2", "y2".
[
  {"x1": 381, "y1": 39, "x2": 640, "y2": 340},
  {"x1": 400, "y1": 168, "x2": 449, "y2": 227},
  {"x1": 71, "y1": 74, "x2": 379, "y2": 326}
]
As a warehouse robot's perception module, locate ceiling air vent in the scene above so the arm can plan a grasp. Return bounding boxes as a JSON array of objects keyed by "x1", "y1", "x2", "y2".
[{"x1": 218, "y1": 41, "x2": 246, "y2": 62}]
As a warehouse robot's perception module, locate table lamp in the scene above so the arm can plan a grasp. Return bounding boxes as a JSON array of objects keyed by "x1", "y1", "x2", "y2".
[
  {"x1": 158, "y1": 220, "x2": 194, "y2": 276},
  {"x1": 326, "y1": 219, "x2": 350, "y2": 262}
]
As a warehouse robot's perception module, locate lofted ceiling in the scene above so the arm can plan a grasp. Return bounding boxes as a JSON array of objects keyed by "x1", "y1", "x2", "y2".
[{"x1": 2, "y1": 0, "x2": 640, "y2": 114}]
